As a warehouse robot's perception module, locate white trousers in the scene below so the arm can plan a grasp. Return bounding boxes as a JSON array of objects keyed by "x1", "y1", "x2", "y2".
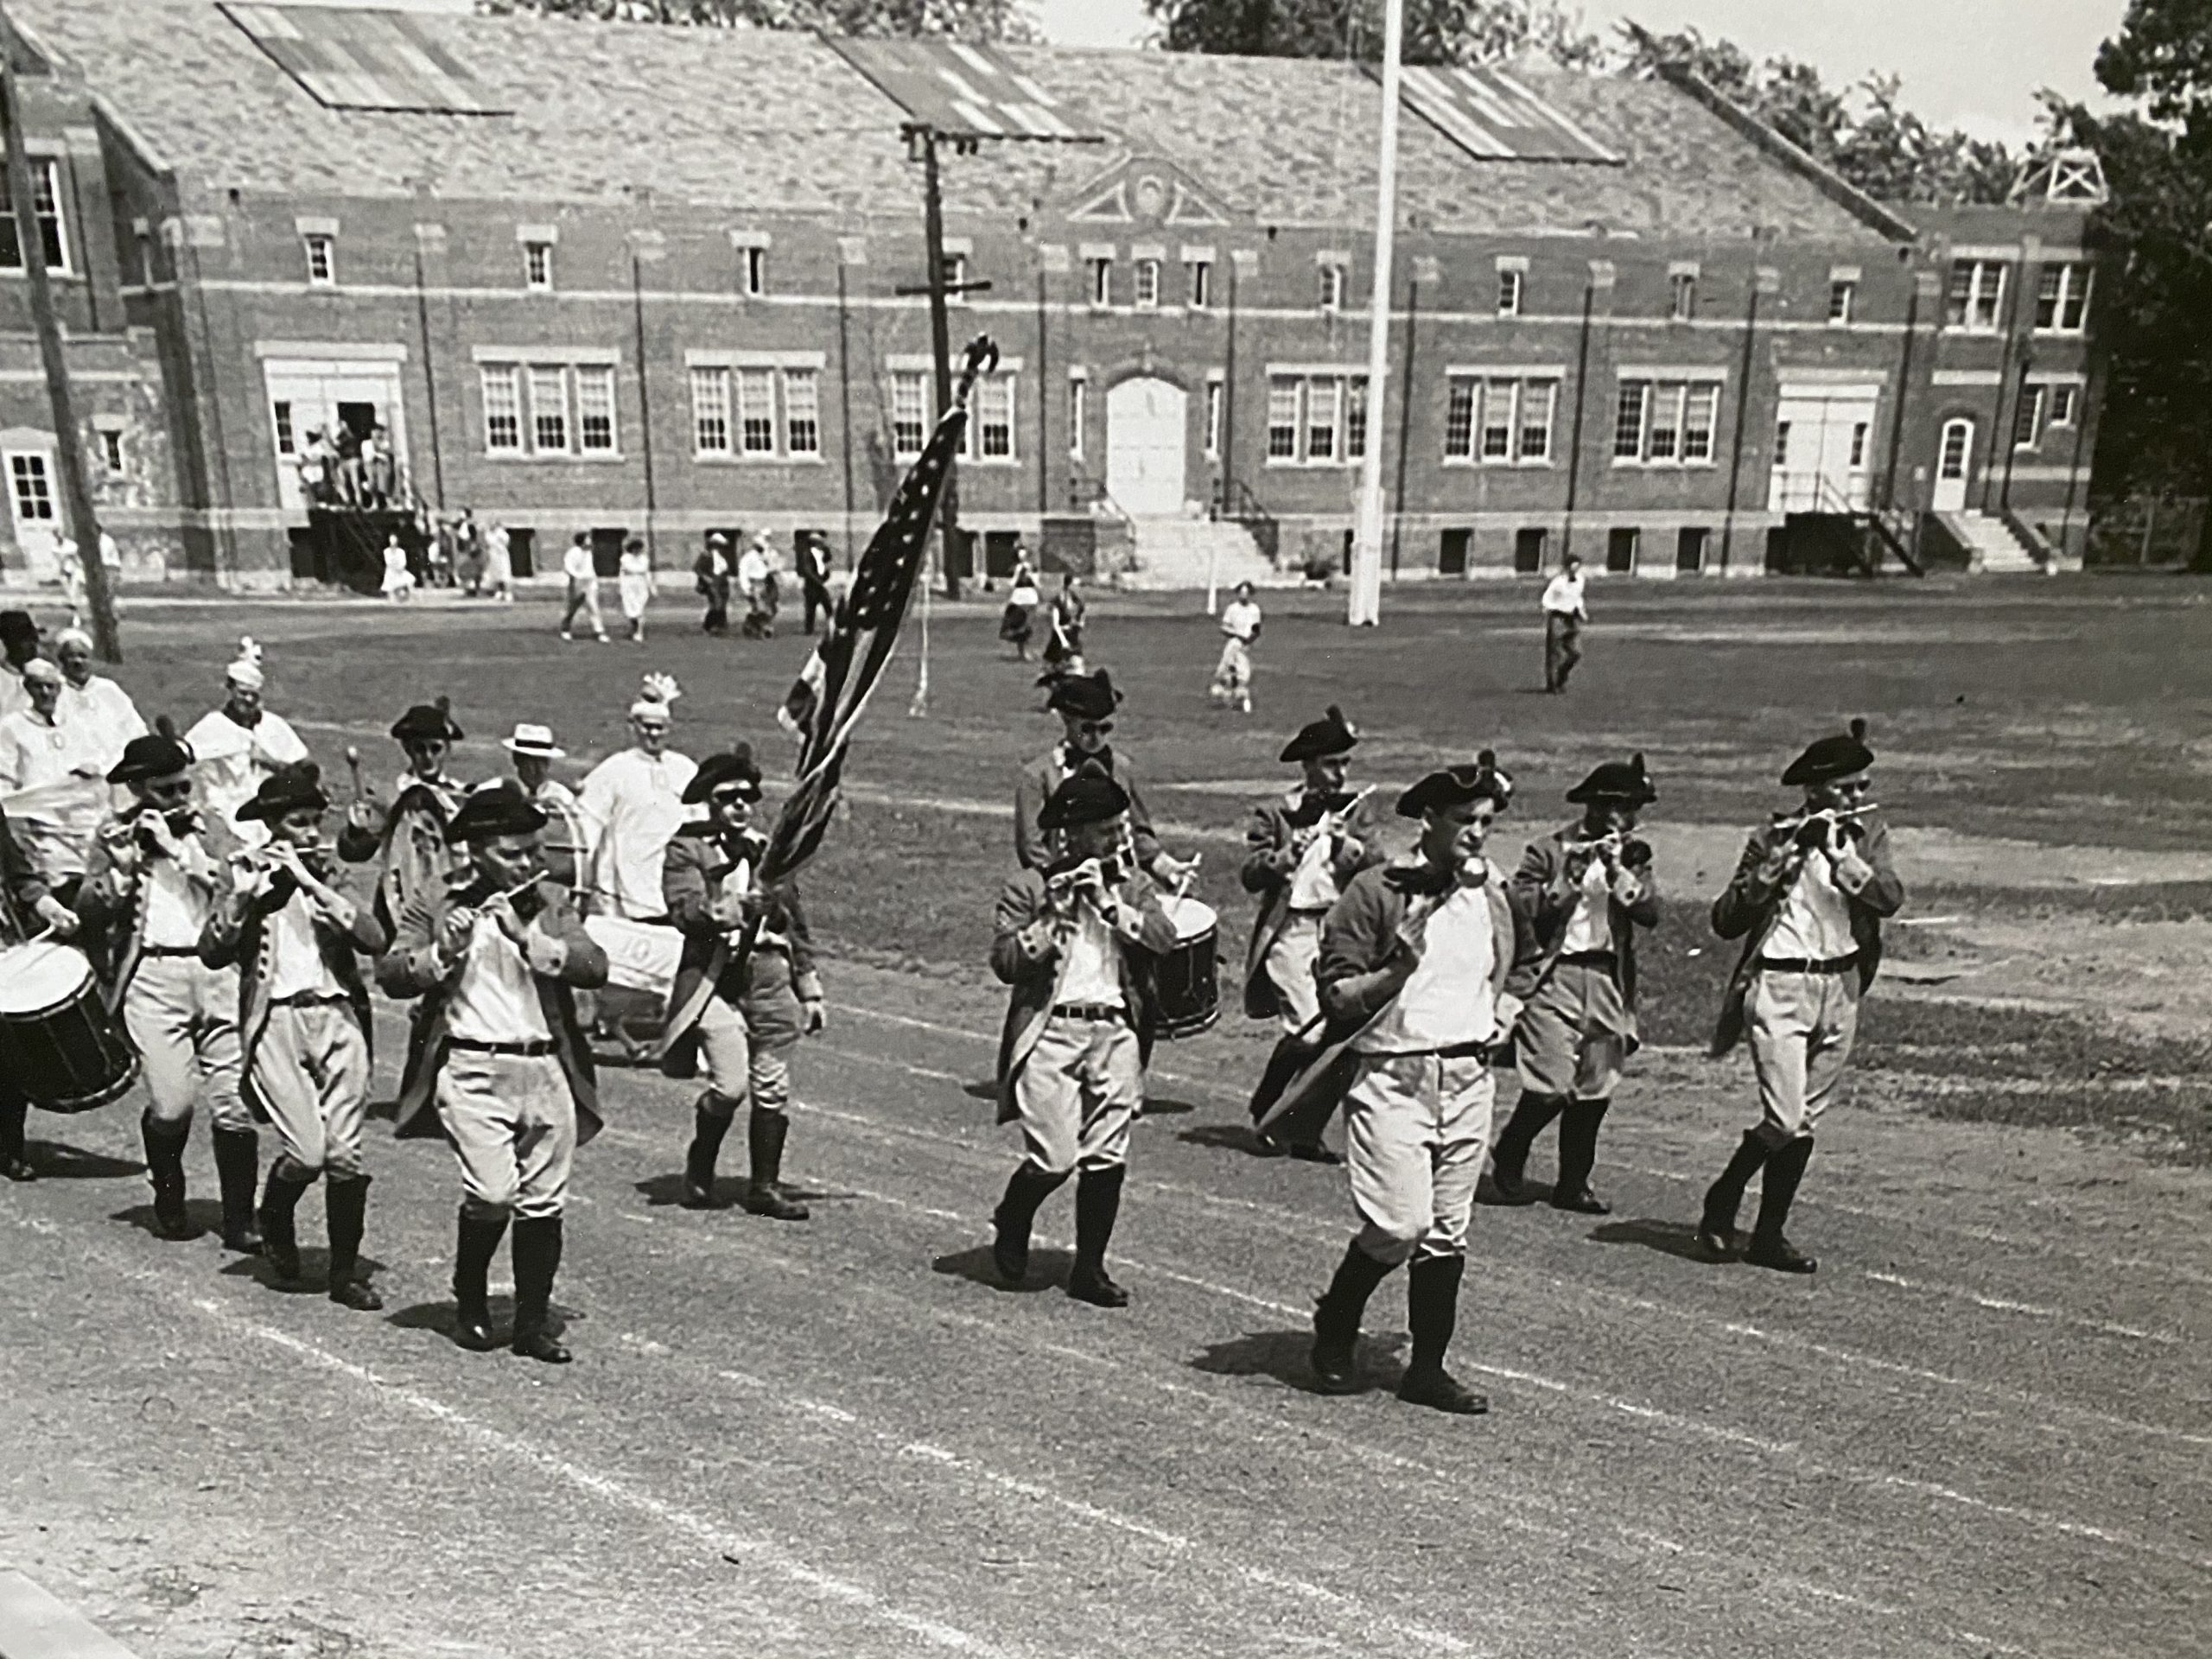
[
  {"x1": 1014, "y1": 1014, "x2": 1142, "y2": 1176},
  {"x1": 1747, "y1": 969, "x2": 1861, "y2": 1144},
  {"x1": 1344, "y1": 1050, "x2": 1496, "y2": 1265},
  {"x1": 253, "y1": 1001, "x2": 370, "y2": 1177}
]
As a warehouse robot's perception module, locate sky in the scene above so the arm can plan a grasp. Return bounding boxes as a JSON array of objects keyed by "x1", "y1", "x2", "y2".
[{"x1": 1031, "y1": 0, "x2": 2131, "y2": 147}]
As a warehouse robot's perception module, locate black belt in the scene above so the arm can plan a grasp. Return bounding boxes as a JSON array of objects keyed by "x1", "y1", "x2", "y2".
[
  {"x1": 448, "y1": 1037, "x2": 558, "y2": 1058},
  {"x1": 141, "y1": 944, "x2": 200, "y2": 957},
  {"x1": 1557, "y1": 950, "x2": 1617, "y2": 969},
  {"x1": 1052, "y1": 1002, "x2": 1128, "y2": 1024},
  {"x1": 271, "y1": 991, "x2": 352, "y2": 1008},
  {"x1": 1373, "y1": 1039, "x2": 1494, "y2": 1061},
  {"x1": 1757, "y1": 953, "x2": 1859, "y2": 976}
]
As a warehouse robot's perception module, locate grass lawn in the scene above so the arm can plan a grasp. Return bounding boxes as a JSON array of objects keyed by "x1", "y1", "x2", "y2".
[{"x1": 82, "y1": 570, "x2": 2212, "y2": 1160}]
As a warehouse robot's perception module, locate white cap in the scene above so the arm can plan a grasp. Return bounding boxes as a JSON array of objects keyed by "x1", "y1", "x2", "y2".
[{"x1": 226, "y1": 636, "x2": 265, "y2": 690}]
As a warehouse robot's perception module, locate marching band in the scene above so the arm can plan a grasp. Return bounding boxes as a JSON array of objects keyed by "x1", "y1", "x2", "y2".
[{"x1": 0, "y1": 612, "x2": 1909, "y2": 1406}]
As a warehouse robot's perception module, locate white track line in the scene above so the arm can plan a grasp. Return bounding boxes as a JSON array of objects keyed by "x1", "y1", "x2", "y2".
[
  {"x1": 828, "y1": 998, "x2": 2212, "y2": 1300},
  {"x1": 798, "y1": 1038, "x2": 2209, "y2": 1451}
]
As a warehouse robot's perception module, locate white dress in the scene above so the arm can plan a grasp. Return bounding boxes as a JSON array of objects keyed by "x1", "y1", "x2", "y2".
[
  {"x1": 380, "y1": 543, "x2": 414, "y2": 598},
  {"x1": 617, "y1": 550, "x2": 652, "y2": 620}
]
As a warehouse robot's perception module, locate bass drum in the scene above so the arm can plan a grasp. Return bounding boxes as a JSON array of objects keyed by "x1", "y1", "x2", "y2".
[
  {"x1": 1151, "y1": 895, "x2": 1220, "y2": 1039},
  {"x1": 0, "y1": 940, "x2": 140, "y2": 1112}
]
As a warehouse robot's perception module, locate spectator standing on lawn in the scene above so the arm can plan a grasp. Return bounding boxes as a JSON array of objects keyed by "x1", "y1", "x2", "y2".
[
  {"x1": 1209, "y1": 582, "x2": 1262, "y2": 714},
  {"x1": 54, "y1": 624, "x2": 147, "y2": 775},
  {"x1": 738, "y1": 535, "x2": 776, "y2": 639},
  {"x1": 794, "y1": 532, "x2": 834, "y2": 637},
  {"x1": 559, "y1": 533, "x2": 607, "y2": 643},
  {"x1": 1541, "y1": 555, "x2": 1588, "y2": 693},
  {"x1": 616, "y1": 537, "x2": 653, "y2": 643},
  {"x1": 999, "y1": 554, "x2": 1039, "y2": 660},
  {"x1": 694, "y1": 533, "x2": 734, "y2": 636},
  {"x1": 579, "y1": 675, "x2": 696, "y2": 922},
  {"x1": 482, "y1": 518, "x2": 513, "y2": 603},
  {"x1": 186, "y1": 640, "x2": 310, "y2": 849},
  {"x1": 379, "y1": 534, "x2": 415, "y2": 602},
  {"x1": 1041, "y1": 572, "x2": 1087, "y2": 680}
]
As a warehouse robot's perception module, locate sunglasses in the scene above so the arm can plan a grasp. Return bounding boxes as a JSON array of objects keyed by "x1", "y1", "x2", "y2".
[
  {"x1": 709, "y1": 788, "x2": 759, "y2": 806},
  {"x1": 1074, "y1": 721, "x2": 1115, "y2": 738}
]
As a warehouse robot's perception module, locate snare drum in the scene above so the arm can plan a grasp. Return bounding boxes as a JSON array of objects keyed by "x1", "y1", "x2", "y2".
[
  {"x1": 1150, "y1": 895, "x2": 1220, "y2": 1039},
  {"x1": 0, "y1": 940, "x2": 140, "y2": 1113}
]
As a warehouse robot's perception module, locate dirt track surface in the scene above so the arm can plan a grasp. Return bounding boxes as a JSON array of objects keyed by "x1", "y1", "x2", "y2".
[{"x1": 4, "y1": 960, "x2": 2207, "y2": 1659}]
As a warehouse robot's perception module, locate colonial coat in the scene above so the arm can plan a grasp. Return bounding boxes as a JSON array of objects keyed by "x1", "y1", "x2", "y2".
[
  {"x1": 1707, "y1": 816, "x2": 1904, "y2": 1058},
  {"x1": 988, "y1": 865, "x2": 1179, "y2": 1123},
  {"x1": 1012, "y1": 745, "x2": 1163, "y2": 873},
  {"x1": 657, "y1": 822, "x2": 823, "y2": 1078},
  {"x1": 1238, "y1": 786, "x2": 1393, "y2": 1020},
  {"x1": 377, "y1": 868, "x2": 610, "y2": 1143},
  {"x1": 75, "y1": 805, "x2": 243, "y2": 1006},
  {"x1": 1506, "y1": 824, "x2": 1662, "y2": 1039},
  {"x1": 196, "y1": 861, "x2": 389, "y2": 1117},
  {"x1": 1261, "y1": 859, "x2": 1519, "y2": 1145}
]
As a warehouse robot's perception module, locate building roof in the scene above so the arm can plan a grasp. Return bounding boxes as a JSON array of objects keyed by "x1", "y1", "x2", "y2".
[{"x1": 15, "y1": 0, "x2": 1895, "y2": 242}]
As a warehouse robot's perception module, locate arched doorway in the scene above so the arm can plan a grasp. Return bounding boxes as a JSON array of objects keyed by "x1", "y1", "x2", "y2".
[
  {"x1": 1105, "y1": 377, "x2": 1188, "y2": 516},
  {"x1": 1932, "y1": 416, "x2": 1974, "y2": 512}
]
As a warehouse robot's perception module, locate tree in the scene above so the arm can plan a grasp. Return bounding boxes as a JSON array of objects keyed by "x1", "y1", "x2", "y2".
[
  {"x1": 1141, "y1": 0, "x2": 1605, "y2": 69},
  {"x1": 480, "y1": 0, "x2": 1038, "y2": 42}
]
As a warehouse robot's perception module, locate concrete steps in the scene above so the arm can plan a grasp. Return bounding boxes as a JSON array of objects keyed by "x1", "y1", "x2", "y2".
[
  {"x1": 1118, "y1": 517, "x2": 1289, "y2": 591},
  {"x1": 1938, "y1": 510, "x2": 2044, "y2": 574}
]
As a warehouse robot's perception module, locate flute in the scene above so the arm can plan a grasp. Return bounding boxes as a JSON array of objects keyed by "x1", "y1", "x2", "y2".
[{"x1": 1772, "y1": 802, "x2": 1881, "y2": 836}]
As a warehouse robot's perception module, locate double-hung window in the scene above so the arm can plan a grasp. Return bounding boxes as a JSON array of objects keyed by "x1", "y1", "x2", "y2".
[
  {"x1": 2034, "y1": 262, "x2": 2091, "y2": 333},
  {"x1": 1266, "y1": 373, "x2": 1368, "y2": 465},
  {"x1": 0, "y1": 159, "x2": 68, "y2": 273},
  {"x1": 1444, "y1": 375, "x2": 1557, "y2": 465},
  {"x1": 689, "y1": 363, "x2": 824, "y2": 459},
  {"x1": 1614, "y1": 377, "x2": 1722, "y2": 466},
  {"x1": 968, "y1": 372, "x2": 1017, "y2": 461},
  {"x1": 481, "y1": 359, "x2": 618, "y2": 457},
  {"x1": 1946, "y1": 260, "x2": 2006, "y2": 332},
  {"x1": 891, "y1": 371, "x2": 929, "y2": 457}
]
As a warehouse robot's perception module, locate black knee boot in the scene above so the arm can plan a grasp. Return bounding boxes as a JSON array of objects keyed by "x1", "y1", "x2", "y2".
[
  {"x1": 990, "y1": 1160, "x2": 1068, "y2": 1287},
  {"x1": 1490, "y1": 1091, "x2": 1566, "y2": 1202},
  {"x1": 1066, "y1": 1165, "x2": 1128, "y2": 1308},
  {"x1": 510, "y1": 1215, "x2": 570, "y2": 1363},
  {"x1": 212, "y1": 1128, "x2": 263, "y2": 1255},
  {"x1": 1310, "y1": 1240, "x2": 1395, "y2": 1394},
  {"x1": 452, "y1": 1208, "x2": 509, "y2": 1351},
  {"x1": 0, "y1": 1094, "x2": 32, "y2": 1181},
  {"x1": 1397, "y1": 1254, "x2": 1487, "y2": 1414},
  {"x1": 1746, "y1": 1137, "x2": 1817, "y2": 1274},
  {"x1": 741, "y1": 1107, "x2": 809, "y2": 1221},
  {"x1": 1699, "y1": 1131, "x2": 1771, "y2": 1261},
  {"x1": 325, "y1": 1174, "x2": 382, "y2": 1310},
  {"x1": 141, "y1": 1113, "x2": 192, "y2": 1241},
  {"x1": 1551, "y1": 1099, "x2": 1612, "y2": 1214},
  {"x1": 257, "y1": 1161, "x2": 317, "y2": 1284},
  {"x1": 681, "y1": 1096, "x2": 734, "y2": 1210}
]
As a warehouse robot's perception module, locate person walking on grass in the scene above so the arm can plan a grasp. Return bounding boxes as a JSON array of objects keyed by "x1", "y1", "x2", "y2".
[
  {"x1": 617, "y1": 537, "x2": 653, "y2": 644},
  {"x1": 1209, "y1": 581, "x2": 1262, "y2": 714},
  {"x1": 560, "y1": 533, "x2": 607, "y2": 643},
  {"x1": 1541, "y1": 555, "x2": 1587, "y2": 693}
]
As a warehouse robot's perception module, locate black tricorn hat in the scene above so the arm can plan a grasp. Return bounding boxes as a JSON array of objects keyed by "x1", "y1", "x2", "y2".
[
  {"x1": 445, "y1": 779, "x2": 547, "y2": 844},
  {"x1": 1781, "y1": 719, "x2": 1874, "y2": 787},
  {"x1": 1038, "y1": 760, "x2": 1130, "y2": 830},
  {"x1": 1396, "y1": 750, "x2": 1515, "y2": 818},
  {"x1": 682, "y1": 744, "x2": 764, "y2": 804},
  {"x1": 236, "y1": 760, "x2": 330, "y2": 823},
  {"x1": 391, "y1": 696, "x2": 462, "y2": 743},
  {"x1": 1567, "y1": 753, "x2": 1656, "y2": 806},
  {"x1": 109, "y1": 728, "x2": 194, "y2": 785},
  {"x1": 1281, "y1": 704, "x2": 1358, "y2": 764},
  {"x1": 1044, "y1": 668, "x2": 1122, "y2": 721}
]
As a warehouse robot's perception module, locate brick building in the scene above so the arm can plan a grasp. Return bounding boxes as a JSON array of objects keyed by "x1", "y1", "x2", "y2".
[{"x1": 0, "y1": 0, "x2": 2101, "y2": 590}]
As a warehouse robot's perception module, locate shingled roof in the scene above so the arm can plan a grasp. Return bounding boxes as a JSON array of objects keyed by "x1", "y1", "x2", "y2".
[{"x1": 13, "y1": 0, "x2": 1892, "y2": 241}]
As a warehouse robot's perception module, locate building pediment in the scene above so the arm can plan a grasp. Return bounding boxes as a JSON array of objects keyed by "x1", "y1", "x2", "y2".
[{"x1": 1064, "y1": 154, "x2": 1236, "y2": 229}]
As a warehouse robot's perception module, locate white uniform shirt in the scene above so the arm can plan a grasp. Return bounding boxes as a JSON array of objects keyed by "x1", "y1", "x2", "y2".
[
  {"x1": 0, "y1": 709, "x2": 105, "y2": 880},
  {"x1": 1764, "y1": 851, "x2": 1857, "y2": 962},
  {"x1": 579, "y1": 746, "x2": 697, "y2": 920},
  {"x1": 1357, "y1": 884, "x2": 1497, "y2": 1055},
  {"x1": 562, "y1": 543, "x2": 596, "y2": 585},
  {"x1": 738, "y1": 547, "x2": 771, "y2": 592},
  {"x1": 445, "y1": 917, "x2": 551, "y2": 1045},
  {"x1": 1287, "y1": 818, "x2": 1344, "y2": 913},
  {"x1": 1541, "y1": 572, "x2": 1586, "y2": 619},
  {"x1": 58, "y1": 676, "x2": 148, "y2": 772},
  {"x1": 0, "y1": 664, "x2": 24, "y2": 722},
  {"x1": 266, "y1": 891, "x2": 342, "y2": 1001},
  {"x1": 1560, "y1": 855, "x2": 1616, "y2": 956},
  {"x1": 140, "y1": 853, "x2": 210, "y2": 950},
  {"x1": 0, "y1": 709, "x2": 99, "y2": 793},
  {"x1": 1056, "y1": 899, "x2": 1123, "y2": 1008},
  {"x1": 1220, "y1": 598, "x2": 1262, "y2": 643},
  {"x1": 186, "y1": 707, "x2": 308, "y2": 848}
]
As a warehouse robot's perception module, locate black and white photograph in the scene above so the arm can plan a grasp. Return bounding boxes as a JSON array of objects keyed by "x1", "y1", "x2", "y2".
[{"x1": 0, "y1": 0, "x2": 2201, "y2": 1653}]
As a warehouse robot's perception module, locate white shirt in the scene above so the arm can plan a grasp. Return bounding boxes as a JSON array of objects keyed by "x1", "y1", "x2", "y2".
[
  {"x1": 1286, "y1": 821, "x2": 1343, "y2": 912},
  {"x1": 578, "y1": 746, "x2": 697, "y2": 920},
  {"x1": 0, "y1": 709, "x2": 105, "y2": 880},
  {"x1": 0, "y1": 708, "x2": 101, "y2": 794},
  {"x1": 445, "y1": 915, "x2": 550, "y2": 1045},
  {"x1": 1220, "y1": 599, "x2": 1262, "y2": 643},
  {"x1": 0, "y1": 664, "x2": 27, "y2": 723},
  {"x1": 738, "y1": 548, "x2": 770, "y2": 589},
  {"x1": 187, "y1": 707, "x2": 308, "y2": 848},
  {"x1": 1764, "y1": 852, "x2": 1856, "y2": 962},
  {"x1": 562, "y1": 543, "x2": 596, "y2": 584},
  {"x1": 1357, "y1": 884, "x2": 1497, "y2": 1055},
  {"x1": 266, "y1": 891, "x2": 341, "y2": 1001},
  {"x1": 1560, "y1": 855, "x2": 1617, "y2": 956},
  {"x1": 1057, "y1": 899, "x2": 1123, "y2": 1008},
  {"x1": 59, "y1": 676, "x2": 147, "y2": 771},
  {"x1": 140, "y1": 853, "x2": 210, "y2": 949},
  {"x1": 1541, "y1": 572, "x2": 1586, "y2": 619}
]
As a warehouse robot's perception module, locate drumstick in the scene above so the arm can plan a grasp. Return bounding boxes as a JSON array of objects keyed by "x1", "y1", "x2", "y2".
[
  {"x1": 345, "y1": 746, "x2": 365, "y2": 803},
  {"x1": 1174, "y1": 853, "x2": 1201, "y2": 902}
]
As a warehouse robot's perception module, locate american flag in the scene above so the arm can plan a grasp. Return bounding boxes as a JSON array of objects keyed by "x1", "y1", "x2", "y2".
[{"x1": 763, "y1": 387, "x2": 967, "y2": 883}]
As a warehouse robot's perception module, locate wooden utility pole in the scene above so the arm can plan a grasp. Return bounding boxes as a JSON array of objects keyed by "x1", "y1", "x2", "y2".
[
  {"x1": 895, "y1": 125, "x2": 992, "y2": 600},
  {"x1": 0, "y1": 45, "x2": 118, "y2": 660}
]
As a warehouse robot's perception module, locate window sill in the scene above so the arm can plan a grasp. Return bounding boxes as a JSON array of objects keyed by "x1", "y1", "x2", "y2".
[
  {"x1": 1610, "y1": 458, "x2": 1717, "y2": 470},
  {"x1": 0, "y1": 267, "x2": 82, "y2": 283},
  {"x1": 1443, "y1": 456, "x2": 1554, "y2": 468},
  {"x1": 2031, "y1": 327, "x2": 2088, "y2": 338},
  {"x1": 692, "y1": 453, "x2": 826, "y2": 465},
  {"x1": 480, "y1": 450, "x2": 627, "y2": 463}
]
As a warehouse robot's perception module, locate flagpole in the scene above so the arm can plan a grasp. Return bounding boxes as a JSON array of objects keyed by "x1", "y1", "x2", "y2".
[
  {"x1": 1347, "y1": 0, "x2": 1404, "y2": 629},
  {"x1": 908, "y1": 573, "x2": 931, "y2": 717}
]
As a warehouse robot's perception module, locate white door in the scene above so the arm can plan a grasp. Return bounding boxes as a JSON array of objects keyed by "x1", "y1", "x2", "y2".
[
  {"x1": 3, "y1": 448, "x2": 60, "y2": 576},
  {"x1": 1769, "y1": 387, "x2": 1880, "y2": 512},
  {"x1": 264, "y1": 359, "x2": 408, "y2": 514},
  {"x1": 1104, "y1": 377, "x2": 1187, "y2": 516},
  {"x1": 1932, "y1": 418, "x2": 1974, "y2": 512}
]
